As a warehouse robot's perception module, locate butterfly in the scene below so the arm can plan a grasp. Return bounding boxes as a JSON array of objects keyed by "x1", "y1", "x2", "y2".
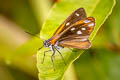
[{"x1": 40, "y1": 8, "x2": 95, "y2": 70}]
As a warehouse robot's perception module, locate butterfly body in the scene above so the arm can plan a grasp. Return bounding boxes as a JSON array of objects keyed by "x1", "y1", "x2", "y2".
[{"x1": 42, "y1": 8, "x2": 95, "y2": 70}]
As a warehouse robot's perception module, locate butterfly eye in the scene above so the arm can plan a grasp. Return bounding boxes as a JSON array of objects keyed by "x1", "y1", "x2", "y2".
[{"x1": 44, "y1": 40, "x2": 51, "y2": 47}]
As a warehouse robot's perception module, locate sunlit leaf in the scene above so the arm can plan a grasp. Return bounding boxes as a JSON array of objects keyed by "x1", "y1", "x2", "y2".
[{"x1": 37, "y1": 0, "x2": 116, "y2": 80}]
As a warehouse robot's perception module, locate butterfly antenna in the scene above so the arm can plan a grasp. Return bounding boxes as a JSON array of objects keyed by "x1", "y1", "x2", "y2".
[
  {"x1": 38, "y1": 45, "x2": 44, "y2": 50},
  {"x1": 25, "y1": 31, "x2": 46, "y2": 51},
  {"x1": 25, "y1": 31, "x2": 40, "y2": 39}
]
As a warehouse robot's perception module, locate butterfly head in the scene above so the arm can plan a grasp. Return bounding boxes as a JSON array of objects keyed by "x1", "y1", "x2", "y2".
[{"x1": 43, "y1": 40, "x2": 51, "y2": 48}]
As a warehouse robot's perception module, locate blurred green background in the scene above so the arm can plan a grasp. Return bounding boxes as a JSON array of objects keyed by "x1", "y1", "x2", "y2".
[{"x1": 0, "y1": 0, "x2": 119, "y2": 80}]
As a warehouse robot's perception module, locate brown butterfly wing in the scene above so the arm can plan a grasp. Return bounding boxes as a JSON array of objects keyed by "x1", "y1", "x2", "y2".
[
  {"x1": 59, "y1": 17, "x2": 95, "y2": 39},
  {"x1": 53, "y1": 8, "x2": 86, "y2": 37},
  {"x1": 58, "y1": 38, "x2": 91, "y2": 49},
  {"x1": 50, "y1": 17, "x2": 95, "y2": 45},
  {"x1": 58, "y1": 17, "x2": 95, "y2": 49}
]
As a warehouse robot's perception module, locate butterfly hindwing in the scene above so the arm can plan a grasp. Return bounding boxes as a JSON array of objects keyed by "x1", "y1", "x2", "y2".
[{"x1": 59, "y1": 38, "x2": 91, "y2": 49}]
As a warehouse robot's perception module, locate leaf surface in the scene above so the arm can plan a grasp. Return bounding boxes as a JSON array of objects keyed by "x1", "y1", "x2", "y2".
[{"x1": 37, "y1": 0, "x2": 116, "y2": 80}]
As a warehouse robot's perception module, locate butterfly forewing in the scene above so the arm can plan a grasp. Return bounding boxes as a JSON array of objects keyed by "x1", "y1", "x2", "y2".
[
  {"x1": 59, "y1": 17, "x2": 95, "y2": 39},
  {"x1": 53, "y1": 8, "x2": 86, "y2": 37},
  {"x1": 50, "y1": 8, "x2": 87, "y2": 45}
]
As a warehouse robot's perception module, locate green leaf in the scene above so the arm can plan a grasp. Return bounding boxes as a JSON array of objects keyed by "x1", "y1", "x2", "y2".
[{"x1": 37, "y1": 0, "x2": 116, "y2": 80}]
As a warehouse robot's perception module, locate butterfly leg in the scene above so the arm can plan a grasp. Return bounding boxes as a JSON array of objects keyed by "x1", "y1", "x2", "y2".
[
  {"x1": 51, "y1": 46, "x2": 56, "y2": 71},
  {"x1": 42, "y1": 50, "x2": 51, "y2": 64},
  {"x1": 54, "y1": 47, "x2": 66, "y2": 65}
]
